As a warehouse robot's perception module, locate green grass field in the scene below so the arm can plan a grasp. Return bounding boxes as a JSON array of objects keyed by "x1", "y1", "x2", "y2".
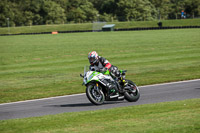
[
  {"x1": 0, "y1": 29, "x2": 200, "y2": 103},
  {"x1": 0, "y1": 19, "x2": 200, "y2": 34},
  {"x1": 0, "y1": 98, "x2": 200, "y2": 133}
]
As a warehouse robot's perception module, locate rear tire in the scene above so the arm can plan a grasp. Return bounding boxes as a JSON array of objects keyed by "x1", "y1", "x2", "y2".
[
  {"x1": 124, "y1": 80, "x2": 140, "y2": 102},
  {"x1": 86, "y1": 83, "x2": 105, "y2": 105}
]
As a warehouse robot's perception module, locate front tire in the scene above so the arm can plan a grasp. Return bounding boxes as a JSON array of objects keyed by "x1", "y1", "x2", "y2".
[
  {"x1": 124, "y1": 80, "x2": 140, "y2": 102},
  {"x1": 86, "y1": 83, "x2": 105, "y2": 105}
]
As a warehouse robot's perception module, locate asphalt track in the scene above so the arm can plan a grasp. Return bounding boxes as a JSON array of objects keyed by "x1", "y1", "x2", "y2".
[{"x1": 0, "y1": 79, "x2": 200, "y2": 120}]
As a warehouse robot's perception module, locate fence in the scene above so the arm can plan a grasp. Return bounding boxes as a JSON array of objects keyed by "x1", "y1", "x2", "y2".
[{"x1": 0, "y1": 26, "x2": 199, "y2": 36}]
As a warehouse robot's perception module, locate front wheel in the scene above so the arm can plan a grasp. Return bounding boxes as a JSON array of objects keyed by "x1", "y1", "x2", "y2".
[
  {"x1": 124, "y1": 80, "x2": 140, "y2": 102},
  {"x1": 86, "y1": 83, "x2": 105, "y2": 105}
]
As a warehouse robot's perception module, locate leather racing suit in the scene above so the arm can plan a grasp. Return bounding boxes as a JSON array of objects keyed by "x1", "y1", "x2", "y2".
[{"x1": 89, "y1": 56, "x2": 121, "y2": 79}]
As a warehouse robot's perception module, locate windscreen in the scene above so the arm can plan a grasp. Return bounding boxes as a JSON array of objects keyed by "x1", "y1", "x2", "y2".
[{"x1": 84, "y1": 65, "x2": 90, "y2": 75}]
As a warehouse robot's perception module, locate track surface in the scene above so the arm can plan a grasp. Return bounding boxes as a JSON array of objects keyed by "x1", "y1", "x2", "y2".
[{"x1": 0, "y1": 79, "x2": 200, "y2": 120}]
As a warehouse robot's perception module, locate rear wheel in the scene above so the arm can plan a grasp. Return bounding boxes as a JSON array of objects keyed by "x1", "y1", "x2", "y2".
[
  {"x1": 86, "y1": 83, "x2": 105, "y2": 105},
  {"x1": 124, "y1": 80, "x2": 140, "y2": 102}
]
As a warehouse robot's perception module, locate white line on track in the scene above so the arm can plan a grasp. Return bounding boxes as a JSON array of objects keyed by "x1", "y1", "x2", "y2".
[
  {"x1": 0, "y1": 79, "x2": 200, "y2": 106},
  {"x1": 139, "y1": 79, "x2": 200, "y2": 88}
]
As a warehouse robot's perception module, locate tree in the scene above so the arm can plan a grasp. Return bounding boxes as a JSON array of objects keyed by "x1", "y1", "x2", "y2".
[
  {"x1": 80, "y1": 1, "x2": 98, "y2": 22},
  {"x1": 0, "y1": 0, "x2": 20, "y2": 27},
  {"x1": 42, "y1": 0, "x2": 66, "y2": 24},
  {"x1": 150, "y1": 0, "x2": 171, "y2": 20},
  {"x1": 66, "y1": 0, "x2": 98, "y2": 23},
  {"x1": 184, "y1": 0, "x2": 200, "y2": 18},
  {"x1": 89, "y1": 0, "x2": 119, "y2": 21},
  {"x1": 99, "y1": 0, "x2": 117, "y2": 15},
  {"x1": 89, "y1": 0, "x2": 104, "y2": 11},
  {"x1": 29, "y1": 0, "x2": 44, "y2": 25},
  {"x1": 117, "y1": 0, "x2": 157, "y2": 21},
  {"x1": 170, "y1": 0, "x2": 185, "y2": 19},
  {"x1": 0, "y1": 0, "x2": 199, "y2": 26}
]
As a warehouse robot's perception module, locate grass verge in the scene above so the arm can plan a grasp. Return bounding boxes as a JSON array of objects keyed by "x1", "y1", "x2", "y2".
[
  {"x1": 0, "y1": 19, "x2": 199, "y2": 34},
  {"x1": 0, "y1": 29, "x2": 200, "y2": 103},
  {"x1": 0, "y1": 98, "x2": 200, "y2": 133}
]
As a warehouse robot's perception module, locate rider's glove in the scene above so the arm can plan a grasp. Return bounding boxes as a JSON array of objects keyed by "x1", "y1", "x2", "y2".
[{"x1": 100, "y1": 67, "x2": 108, "y2": 72}]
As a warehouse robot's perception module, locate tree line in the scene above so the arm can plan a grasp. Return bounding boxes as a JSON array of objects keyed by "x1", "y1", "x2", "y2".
[{"x1": 0, "y1": 0, "x2": 199, "y2": 27}]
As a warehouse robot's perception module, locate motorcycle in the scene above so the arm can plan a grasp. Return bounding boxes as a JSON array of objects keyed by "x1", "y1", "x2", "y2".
[{"x1": 80, "y1": 66, "x2": 140, "y2": 105}]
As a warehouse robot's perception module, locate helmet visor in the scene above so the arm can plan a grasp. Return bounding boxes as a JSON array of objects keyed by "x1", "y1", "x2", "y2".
[{"x1": 89, "y1": 57, "x2": 96, "y2": 63}]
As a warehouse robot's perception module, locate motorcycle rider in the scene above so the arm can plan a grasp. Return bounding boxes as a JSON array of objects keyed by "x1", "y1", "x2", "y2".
[{"x1": 88, "y1": 51, "x2": 127, "y2": 94}]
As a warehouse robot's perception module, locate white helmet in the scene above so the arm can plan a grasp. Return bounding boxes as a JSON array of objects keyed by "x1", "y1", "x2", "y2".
[{"x1": 88, "y1": 51, "x2": 99, "y2": 65}]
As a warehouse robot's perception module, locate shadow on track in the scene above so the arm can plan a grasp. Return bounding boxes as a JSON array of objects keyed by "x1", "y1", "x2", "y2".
[
  {"x1": 48, "y1": 101, "x2": 125, "y2": 108},
  {"x1": 56, "y1": 103, "x2": 93, "y2": 107}
]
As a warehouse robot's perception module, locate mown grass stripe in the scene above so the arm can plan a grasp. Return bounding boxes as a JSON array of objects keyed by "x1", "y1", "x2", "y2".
[
  {"x1": 0, "y1": 29, "x2": 199, "y2": 103},
  {"x1": 0, "y1": 99, "x2": 199, "y2": 133}
]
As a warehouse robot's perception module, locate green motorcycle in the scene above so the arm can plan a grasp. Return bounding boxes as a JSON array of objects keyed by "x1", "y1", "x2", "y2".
[{"x1": 80, "y1": 66, "x2": 140, "y2": 105}]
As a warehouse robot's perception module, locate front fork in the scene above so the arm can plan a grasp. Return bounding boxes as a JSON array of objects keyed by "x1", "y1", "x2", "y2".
[
  {"x1": 94, "y1": 82, "x2": 103, "y2": 101},
  {"x1": 95, "y1": 83, "x2": 101, "y2": 94}
]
